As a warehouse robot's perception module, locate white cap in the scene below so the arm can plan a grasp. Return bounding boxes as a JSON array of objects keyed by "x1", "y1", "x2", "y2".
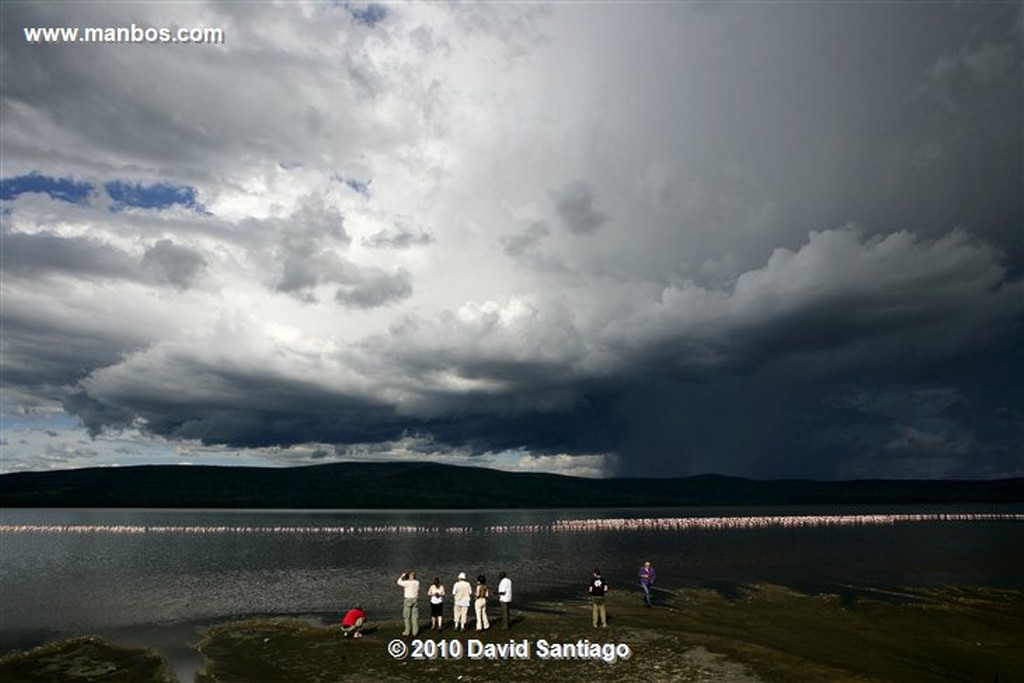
[{"x1": 458, "y1": 572, "x2": 466, "y2": 579}]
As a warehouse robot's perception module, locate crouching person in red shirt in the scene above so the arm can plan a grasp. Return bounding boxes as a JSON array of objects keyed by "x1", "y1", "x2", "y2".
[{"x1": 341, "y1": 606, "x2": 367, "y2": 638}]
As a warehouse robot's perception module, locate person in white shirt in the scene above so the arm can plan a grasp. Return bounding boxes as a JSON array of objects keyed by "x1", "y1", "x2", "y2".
[
  {"x1": 497, "y1": 571, "x2": 512, "y2": 629},
  {"x1": 396, "y1": 571, "x2": 420, "y2": 636},
  {"x1": 451, "y1": 572, "x2": 473, "y2": 631},
  {"x1": 427, "y1": 577, "x2": 445, "y2": 631}
]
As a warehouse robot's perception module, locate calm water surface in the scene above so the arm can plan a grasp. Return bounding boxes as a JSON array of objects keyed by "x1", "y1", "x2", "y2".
[{"x1": 2, "y1": 506, "x2": 1021, "y2": 678}]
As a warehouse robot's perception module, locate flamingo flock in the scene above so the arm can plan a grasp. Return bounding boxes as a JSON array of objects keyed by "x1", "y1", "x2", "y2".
[
  {"x1": 0, "y1": 524, "x2": 475, "y2": 535},
  {"x1": 0, "y1": 513, "x2": 1019, "y2": 536},
  {"x1": 538, "y1": 513, "x2": 1024, "y2": 533}
]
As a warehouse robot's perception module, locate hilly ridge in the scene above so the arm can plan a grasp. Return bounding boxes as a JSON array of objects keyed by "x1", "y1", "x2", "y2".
[{"x1": 1, "y1": 461, "x2": 1022, "y2": 508}]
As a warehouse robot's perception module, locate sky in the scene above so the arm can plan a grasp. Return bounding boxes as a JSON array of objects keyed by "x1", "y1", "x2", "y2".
[{"x1": 1, "y1": 2, "x2": 1021, "y2": 480}]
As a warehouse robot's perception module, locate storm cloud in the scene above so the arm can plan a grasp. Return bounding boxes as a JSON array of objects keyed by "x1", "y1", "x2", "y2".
[
  {"x1": 1, "y1": 2, "x2": 1020, "y2": 478},
  {"x1": 551, "y1": 180, "x2": 609, "y2": 235}
]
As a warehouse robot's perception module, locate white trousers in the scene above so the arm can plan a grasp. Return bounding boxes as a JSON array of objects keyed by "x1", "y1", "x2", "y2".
[{"x1": 474, "y1": 598, "x2": 489, "y2": 630}]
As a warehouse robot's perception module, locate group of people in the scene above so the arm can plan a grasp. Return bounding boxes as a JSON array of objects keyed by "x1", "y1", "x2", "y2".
[
  {"x1": 396, "y1": 570, "x2": 513, "y2": 636},
  {"x1": 339, "y1": 560, "x2": 656, "y2": 637}
]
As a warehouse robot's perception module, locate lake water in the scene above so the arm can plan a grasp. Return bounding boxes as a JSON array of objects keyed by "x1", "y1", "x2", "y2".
[{"x1": 2, "y1": 505, "x2": 1022, "y2": 679}]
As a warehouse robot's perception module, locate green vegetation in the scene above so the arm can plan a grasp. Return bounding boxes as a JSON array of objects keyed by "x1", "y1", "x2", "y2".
[{"x1": 2, "y1": 461, "x2": 1021, "y2": 508}]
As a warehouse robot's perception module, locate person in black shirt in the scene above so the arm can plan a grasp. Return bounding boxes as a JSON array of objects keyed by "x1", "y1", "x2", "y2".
[{"x1": 587, "y1": 567, "x2": 609, "y2": 627}]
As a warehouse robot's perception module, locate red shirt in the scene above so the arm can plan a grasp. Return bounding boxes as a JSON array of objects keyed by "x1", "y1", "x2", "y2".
[{"x1": 342, "y1": 608, "x2": 365, "y2": 626}]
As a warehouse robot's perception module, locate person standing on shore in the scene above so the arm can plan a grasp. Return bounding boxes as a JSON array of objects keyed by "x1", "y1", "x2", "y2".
[
  {"x1": 474, "y1": 575, "x2": 490, "y2": 630},
  {"x1": 638, "y1": 560, "x2": 656, "y2": 608},
  {"x1": 497, "y1": 571, "x2": 512, "y2": 629},
  {"x1": 452, "y1": 572, "x2": 473, "y2": 631},
  {"x1": 428, "y1": 577, "x2": 445, "y2": 631},
  {"x1": 588, "y1": 567, "x2": 609, "y2": 628},
  {"x1": 397, "y1": 571, "x2": 420, "y2": 636}
]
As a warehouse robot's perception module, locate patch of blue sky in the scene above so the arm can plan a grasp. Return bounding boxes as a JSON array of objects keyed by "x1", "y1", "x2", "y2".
[
  {"x1": 0, "y1": 172, "x2": 93, "y2": 204},
  {"x1": 334, "y1": 173, "x2": 372, "y2": 197},
  {"x1": 345, "y1": 2, "x2": 387, "y2": 27},
  {"x1": 105, "y1": 180, "x2": 204, "y2": 213},
  {"x1": 0, "y1": 411, "x2": 82, "y2": 432}
]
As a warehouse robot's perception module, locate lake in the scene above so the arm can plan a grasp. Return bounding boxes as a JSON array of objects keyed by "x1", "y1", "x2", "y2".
[{"x1": 2, "y1": 505, "x2": 1022, "y2": 679}]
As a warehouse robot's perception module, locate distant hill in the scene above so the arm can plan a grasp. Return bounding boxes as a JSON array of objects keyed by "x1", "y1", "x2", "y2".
[{"x1": 0, "y1": 462, "x2": 1021, "y2": 508}]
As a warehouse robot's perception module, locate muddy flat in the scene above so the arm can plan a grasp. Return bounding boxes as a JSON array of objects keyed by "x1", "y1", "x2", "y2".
[{"x1": 2, "y1": 585, "x2": 1020, "y2": 682}]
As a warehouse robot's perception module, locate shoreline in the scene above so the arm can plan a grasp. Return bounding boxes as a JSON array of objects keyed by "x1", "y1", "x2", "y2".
[{"x1": 2, "y1": 583, "x2": 1021, "y2": 682}]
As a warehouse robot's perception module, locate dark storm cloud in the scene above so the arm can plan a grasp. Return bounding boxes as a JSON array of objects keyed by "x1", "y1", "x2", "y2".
[
  {"x1": 600, "y1": 227, "x2": 1021, "y2": 380},
  {"x1": 359, "y1": 225, "x2": 1019, "y2": 478},
  {"x1": 1, "y1": 228, "x2": 206, "y2": 290},
  {"x1": 0, "y1": 228, "x2": 138, "y2": 280},
  {"x1": 0, "y1": 1, "x2": 403, "y2": 183},
  {"x1": 1, "y1": 3, "x2": 220, "y2": 170},
  {"x1": 334, "y1": 268, "x2": 413, "y2": 309},
  {"x1": 256, "y1": 198, "x2": 414, "y2": 307},
  {"x1": 69, "y1": 328, "x2": 613, "y2": 456},
  {"x1": 607, "y1": 346, "x2": 1022, "y2": 480},
  {"x1": 78, "y1": 351, "x2": 408, "y2": 446},
  {"x1": 141, "y1": 239, "x2": 207, "y2": 289},
  {"x1": 62, "y1": 391, "x2": 139, "y2": 437},
  {"x1": 501, "y1": 223, "x2": 549, "y2": 258},
  {"x1": 362, "y1": 226, "x2": 434, "y2": 249},
  {"x1": 551, "y1": 180, "x2": 608, "y2": 235},
  {"x1": 500, "y1": 223, "x2": 570, "y2": 275},
  {"x1": 893, "y1": 6, "x2": 1024, "y2": 274},
  {"x1": 0, "y1": 303, "x2": 149, "y2": 394},
  {"x1": 273, "y1": 251, "x2": 348, "y2": 298},
  {"x1": 261, "y1": 197, "x2": 351, "y2": 299}
]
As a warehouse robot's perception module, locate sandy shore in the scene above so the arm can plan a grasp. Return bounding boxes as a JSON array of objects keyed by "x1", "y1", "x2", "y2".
[{"x1": 2, "y1": 584, "x2": 1021, "y2": 682}]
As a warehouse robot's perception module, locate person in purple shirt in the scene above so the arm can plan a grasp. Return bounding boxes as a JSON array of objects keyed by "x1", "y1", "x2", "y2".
[{"x1": 638, "y1": 560, "x2": 656, "y2": 608}]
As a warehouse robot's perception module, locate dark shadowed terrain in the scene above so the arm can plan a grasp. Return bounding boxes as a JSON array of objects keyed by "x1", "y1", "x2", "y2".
[{"x1": 2, "y1": 462, "x2": 1021, "y2": 508}]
